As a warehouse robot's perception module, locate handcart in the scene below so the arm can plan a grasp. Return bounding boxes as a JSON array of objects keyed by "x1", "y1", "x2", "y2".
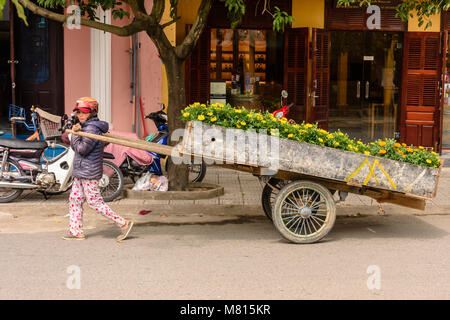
[{"x1": 68, "y1": 120, "x2": 441, "y2": 244}]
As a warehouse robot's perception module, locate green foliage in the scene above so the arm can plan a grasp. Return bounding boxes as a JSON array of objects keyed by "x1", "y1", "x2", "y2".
[
  {"x1": 272, "y1": 6, "x2": 294, "y2": 32},
  {"x1": 0, "y1": 0, "x2": 6, "y2": 20},
  {"x1": 181, "y1": 102, "x2": 441, "y2": 168}
]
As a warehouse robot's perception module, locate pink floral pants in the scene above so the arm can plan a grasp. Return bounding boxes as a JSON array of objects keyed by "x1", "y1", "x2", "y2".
[{"x1": 68, "y1": 178, "x2": 126, "y2": 237}]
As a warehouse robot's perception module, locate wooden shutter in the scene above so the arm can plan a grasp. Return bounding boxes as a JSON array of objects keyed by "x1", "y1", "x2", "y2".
[
  {"x1": 283, "y1": 28, "x2": 308, "y2": 123},
  {"x1": 311, "y1": 29, "x2": 330, "y2": 130},
  {"x1": 401, "y1": 32, "x2": 441, "y2": 149},
  {"x1": 185, "y1": 25, "x2": 210, "y2": 105}
]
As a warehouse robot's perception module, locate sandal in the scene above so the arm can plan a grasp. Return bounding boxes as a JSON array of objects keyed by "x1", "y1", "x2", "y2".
[
  {"x1": 117, "y1": 221, "x2": 134, "y2": 242},
  {"x1": 62, "y1": 233, "x2": 86, "y2": 241}
]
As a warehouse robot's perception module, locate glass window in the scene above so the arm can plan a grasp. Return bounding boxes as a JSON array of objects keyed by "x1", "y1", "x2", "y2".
[{"x1": 210, "y1": 28, "x2": 284, "y2": 112}]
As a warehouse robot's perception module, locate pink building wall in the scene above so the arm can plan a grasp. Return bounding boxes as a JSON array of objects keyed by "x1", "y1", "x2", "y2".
[
  {"x1": 63, "y1": 2, "x2": 162, "y2": 137},
  {"x1": 63, "y1": 26, "x2": 91, "y2": 116}
]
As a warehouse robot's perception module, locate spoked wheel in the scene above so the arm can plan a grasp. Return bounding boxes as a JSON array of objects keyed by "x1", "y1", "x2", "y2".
[
  {"x1": 261, "y1": 178, "x2": 290, "y2": 221},
  {"x1": 272, "y1": 180, "x2": 336, "y2": 244},
  {"x1": 0, "y1": 159, "x2": 24, "y2": 203},
  {"x1": 100, "y1": 160, "x2": 124, "y2": 202}
]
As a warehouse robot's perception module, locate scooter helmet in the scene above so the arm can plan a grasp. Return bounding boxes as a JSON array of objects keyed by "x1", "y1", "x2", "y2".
[{"x1": 73, "y1": 97, "x2": 99, "y2": 114}]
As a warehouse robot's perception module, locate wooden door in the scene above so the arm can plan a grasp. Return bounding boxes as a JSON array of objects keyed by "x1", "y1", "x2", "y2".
[
  {"x1": 283, "y1": 27, "x2": 308, "y2": 123},
  {"x1": 400, "y1": 32, "x2": 441, "y2": 149},
  {"x1": 311, "y1": 29, "x2": 330, "y2": 130},
  {"x1": 185, "y1": 25, "x2": 211, "y2": 105},
  {"x1": 15, "y1": 10, "x2": 64, "y2": 116}
]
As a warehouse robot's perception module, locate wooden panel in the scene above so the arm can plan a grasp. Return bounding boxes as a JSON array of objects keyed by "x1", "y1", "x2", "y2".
[
  {"x1": 284, "y1": 28, "x2": 308, "y2": 123},
  {"x1": 401, "y1": 32, "x2": 441, "y2": 148},
  {"x1": 185, "y1": 25, "x2": 210, "y2": 105},
  {"x1": 311, "y1": 29, "x2": 330, "y2": 130}
]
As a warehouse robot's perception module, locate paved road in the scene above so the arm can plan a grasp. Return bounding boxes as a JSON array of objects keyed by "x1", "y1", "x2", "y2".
[{"x1": 0, "y1": 203, "x2": 449, "y2": 300}]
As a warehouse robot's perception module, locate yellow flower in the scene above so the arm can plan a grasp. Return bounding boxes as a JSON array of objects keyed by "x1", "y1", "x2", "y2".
[
  {"x1": 357, "y1": 141, "x2": 363, "y2": 145},
  {"x1": 379, "y1": 149, "x2": 387, "y2": 154},
  {"x1": 261, "y1": 120, "x2": 266, "y2": 124},
  {"x1": 338, "y1": 132, "x2": 344, "y2": 136},
  {"x1": 419, "y1": 146, "x2": 424, "y2": 150},
  {"x1": 426, "y1": 159, "x2": 432, "y2": 164},
  {"x1": 207, "y1": 112, "x2": 213, "y2": 116},
  {"x1": 348, "y1": 144, "x2": 353, "y2": 149},
  {"x1": 198, "y1": 115, "x2": 205, "y2": 121},
  {"x1": 318, "y1": 138, "x2": 324, "y2": 143},
  {"x1": 236, "y1": 124, "x2": 241, "y2": 128},
  {"x1": 183, "y1": 112, "x2": 190, "y2": 117},
  {"x1": 210, "y1": 117, "x2": 217, "y2": 122},
  {"x1": 319, "y1": 129, "x2": 328, "y2": 135},
  {"x1": 240, "y1": 121, "x2": 246, "y2": 126},
  {"x1": 334, "y1": 142, "x2": 340, "y2": 146},
  {"x1": 378, "y1": 141, "x2": 386, "y2": 147},
  {"x1": 394, "y1": 143, "x2": 402, "y2": 148},
  {"x1": 200, "y1": 104, "x2": 206, "y2": 108},
  {"x1": 327, "y1": 134, "x2": 333, "y2": 139},
  {"x1": 407, "y1": 148, "x2": 413, "y2": 153},
  {"x1": 281, "y1": 117, "x2": 288, "y2": 123},
  {"x1": 364, "y1": 151, "x2": 370, "y2": 155},
  {"x1": 288, "y1": 133, "x2": 294, "y2": 138},
  {"x1": 305, "y1": 123, "x2": 313, "y2": 128},
  {"x1": 235, "y1": 109, "x2": 242, "y2": 113},
  {"x1": 402, "y1": 143, "x2": 406, "y2": 146}
]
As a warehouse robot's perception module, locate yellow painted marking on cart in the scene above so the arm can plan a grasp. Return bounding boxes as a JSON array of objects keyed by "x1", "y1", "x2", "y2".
[{"x1": 346, "y1": 158, "x2": 397, "y2": 190}]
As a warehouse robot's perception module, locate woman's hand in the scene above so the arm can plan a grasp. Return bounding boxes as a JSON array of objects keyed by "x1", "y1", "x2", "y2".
[{"x1": 72, "y1": 123, "x2": 82, "y2": 132}]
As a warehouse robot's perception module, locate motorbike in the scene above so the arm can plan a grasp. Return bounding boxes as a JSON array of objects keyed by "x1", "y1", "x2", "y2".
[
  {"x1": 115, "y1": 104, "x2": 206, "y2": 183},
  {"x1": 0, "y1": 114, "x2": 124, "y2": 203}
]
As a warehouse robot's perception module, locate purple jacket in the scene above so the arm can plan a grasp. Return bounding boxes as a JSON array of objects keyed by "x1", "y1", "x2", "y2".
[{"x1": 71, "y1": 117, "x2": 109, "y2": 180}]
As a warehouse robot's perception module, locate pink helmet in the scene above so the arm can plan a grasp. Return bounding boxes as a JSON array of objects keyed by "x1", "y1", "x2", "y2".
[{"x1": 73, "y1": 97, "x2": 99, "y2": 113}]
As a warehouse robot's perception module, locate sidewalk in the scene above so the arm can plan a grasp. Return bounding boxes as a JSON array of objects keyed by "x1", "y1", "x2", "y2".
[
  {"x1": 4, "y1": 165, "x2": 450, "y2": 210},
  {"x1": 1, "y1": 166, "x2": 449, "y2": 234}
]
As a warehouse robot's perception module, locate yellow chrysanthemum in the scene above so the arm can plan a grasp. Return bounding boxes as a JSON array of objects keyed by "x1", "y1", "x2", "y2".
[
  {"x1": 364, "y1": 151, "x2": 370, "y2": 155},
  {"x1": 394, "y1": 143, "x2": 402, "y2": 148},
  {"x1": 334, "y1": 142, "x2": 340, "y2": 146},
  {"x1": 198, "y1": 115, "x2": 205, "y2": 121},
  {"x1": 288, "y1": 133, "x2": 294, "y2": 138},
  {"x1": 183, "y1": 112, "x2": 190, "y2": 117},
  {"x1": 426, "y1": 159, "x2": 432, "y2": 164},
  {"x1": 240, "y1": 121, "x2": 246, "y2": 126},
  {"x1": 338, "y1": 132, "x2": 344, "y2": 136},
  {"x1": 318, "y1": 138, "x2": 324, "y2": 143},
  {"x1": 379, "y1": 149, "x2": 387, "y2": 154},
  {"x1": 327, "y1": 134, "x2": 333, "y2": 139},
  {"x1": 378, "y1": 141, "x2": 386, "y2": 147},
  {"x1": 210, "y1": 117, "x2": 217, "y2": 122},
  {"x1": 235, "y1": 109, "x2": 242, "y2": 113},
  {"x1": 207, "y1": 112, "x2": 213, "y2": 116},
  {"x1": 407, "y1": 148, "x2": 413, "y2": 153},
  {"x1": 357, "y1": 141, "x2": 363, "y2": 145}
]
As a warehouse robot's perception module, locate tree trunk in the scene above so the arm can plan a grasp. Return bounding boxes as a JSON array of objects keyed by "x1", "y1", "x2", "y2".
[{"x1": 164, "y1": 52, "x2": 189, "y2": 191}]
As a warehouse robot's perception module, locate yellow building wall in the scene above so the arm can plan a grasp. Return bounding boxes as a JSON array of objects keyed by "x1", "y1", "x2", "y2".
[
  {"x1": 292, "y1": 0, "x2": 325, "y2": 29},
  {"x1": 161, "y1": 0, "x2": 178, "y2": 109},
  {"x1": 408, "y1": 10, "x2": 441, "y2": 32}
]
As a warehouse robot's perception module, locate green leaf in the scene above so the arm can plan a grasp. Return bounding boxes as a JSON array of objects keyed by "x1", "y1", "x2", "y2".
[
  {"x1": 11, "y1": 0, "x2": 28, "y2": 26},
  {"x1": 0, "y1": 0, "x2": 6, "y2": 20}
]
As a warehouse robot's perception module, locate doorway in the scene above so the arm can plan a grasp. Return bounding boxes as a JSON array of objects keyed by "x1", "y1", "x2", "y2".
[
  {"x1": 0, "y1": 1, "x2": 64, "y2": 133},
  {"x1": 329, "y1": 31, "x2": 403, "y2": 143}
]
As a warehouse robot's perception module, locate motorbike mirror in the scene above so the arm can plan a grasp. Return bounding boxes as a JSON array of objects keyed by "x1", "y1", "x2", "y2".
[{"x1": 281, "y1": 90, "x2": 288, "y2": 98}]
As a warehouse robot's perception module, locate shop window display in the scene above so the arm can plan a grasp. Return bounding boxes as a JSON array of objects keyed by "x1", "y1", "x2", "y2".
[{"x1": 210, "y1": 28, "x2": 284, "y2": 112}]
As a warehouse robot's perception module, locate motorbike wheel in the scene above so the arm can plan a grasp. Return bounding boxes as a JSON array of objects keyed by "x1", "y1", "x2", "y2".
[
  {"x1": 164, "y1": 157, "x2": 207, "y2": 183},
  {"x1": 0, "y1": 159, "x2": 24, "y2": 203},
  {"x1": 100, "y1": 160, "x2": 124, "y2": 202}
]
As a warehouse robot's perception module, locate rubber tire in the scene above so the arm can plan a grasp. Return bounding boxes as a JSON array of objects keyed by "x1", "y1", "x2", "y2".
[
  {"x1": 261, "y1": 178, "x2": 290, "y2": 221},
  {"x1": 0, "y1": 159, "x2": 24, "y2": 203},
  {"x1": 272, "y1": 180, "x2": 336, "y2": 244},
  {"x1": 101, "y1": 160, "x2": 124, "y2": 202}
]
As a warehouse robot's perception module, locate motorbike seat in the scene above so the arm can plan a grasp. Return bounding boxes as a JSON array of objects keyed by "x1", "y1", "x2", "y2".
[{"x1": 0, "y1": 137, "x2": 48, "y2": 150}]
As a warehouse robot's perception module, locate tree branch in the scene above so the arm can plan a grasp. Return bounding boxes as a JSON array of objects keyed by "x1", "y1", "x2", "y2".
[
  {"x1": 18, "y1": 0, "x2": 148, "y2": 36},
  {"x1": 160, "y1": 16, "x2": 180, "y2": 29},
  {"x1": 151, "y1": 0, "x2": 165, "y2": 23},
  {"x1": 175, "y1": 0, "x2": 213, "y2": 60}
]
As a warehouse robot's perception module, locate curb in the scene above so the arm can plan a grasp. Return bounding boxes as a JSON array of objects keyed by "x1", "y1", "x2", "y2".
[{"x1": 122, "y1": 182, "x2": 225, "y2": 200}]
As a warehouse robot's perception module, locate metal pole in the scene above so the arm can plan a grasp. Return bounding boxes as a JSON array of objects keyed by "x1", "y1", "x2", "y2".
[
  {"x1": 9, "y1": 0, "x2": 16, "y2": 106},
  {"x1": 136, "y1": 33, "x2": 141, "y2": 138}
]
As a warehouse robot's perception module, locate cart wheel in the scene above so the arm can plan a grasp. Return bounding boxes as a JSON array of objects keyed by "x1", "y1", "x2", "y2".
[
  {"x1": 261, "y1": 178, "x2": 290, "y2": 221},
  {"x1": 272, "y1": 180, "x2": 336, "y2": 244}
]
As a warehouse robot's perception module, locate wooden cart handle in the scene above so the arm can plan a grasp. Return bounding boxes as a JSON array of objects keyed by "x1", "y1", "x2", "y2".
[{"x1": 66, "y1": 129, "x2": 176, "y2": 157}]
